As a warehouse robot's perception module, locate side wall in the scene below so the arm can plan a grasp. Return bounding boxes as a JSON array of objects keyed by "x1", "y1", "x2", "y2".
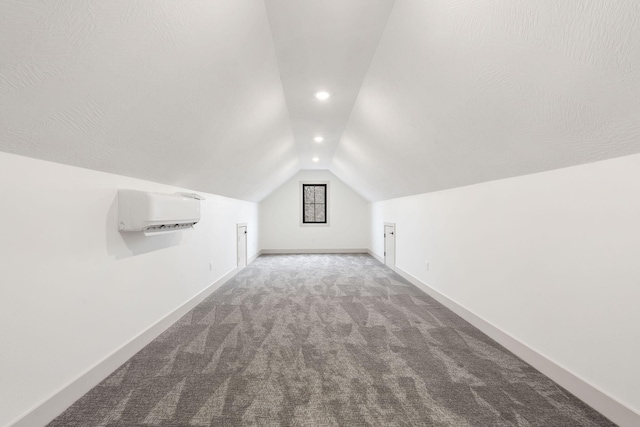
[
  {"x1": 0, "y1": 152, "x2": 259, "y2": 427},
  {"x1": 370, "y1": 153, "x2": 640, "y2": 422},
  {"x1": 260, "y1": 170, "x2": 369, "y2": 252}
]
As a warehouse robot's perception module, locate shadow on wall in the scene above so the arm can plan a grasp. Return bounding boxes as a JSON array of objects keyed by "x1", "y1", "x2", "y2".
[{"x1": 105, "y1": 195, "x2": 182, "y2": 259}]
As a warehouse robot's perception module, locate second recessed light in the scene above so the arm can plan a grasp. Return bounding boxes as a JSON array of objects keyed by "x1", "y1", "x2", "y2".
[
  {"x1": 312, "y1": 157, "x2": 319, "y2": 162},
  {"x1": 315, "y1": 91, "x2": 330, "y2": 100},
  {"x1": 314, "y1": 136, "x2": 324, "y2": 142}
]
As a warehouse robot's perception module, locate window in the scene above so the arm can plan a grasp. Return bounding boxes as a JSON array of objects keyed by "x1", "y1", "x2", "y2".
[{"x1": 302, "y1": 184, "x2": 327, "y2": 224}]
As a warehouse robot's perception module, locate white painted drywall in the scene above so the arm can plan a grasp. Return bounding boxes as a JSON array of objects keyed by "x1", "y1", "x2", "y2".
[
  {"x1": 334, "y1": 0, "x2": 640, "y2": 201},
  {"x1": 260, "y1": 170, "x2": 369, "y2": 251},
  {"x1": 264, "y1": 0, "x2": 395, "y2": 170},
  {"x1": 370, "y1": 153, "x2": 640, "y2": 414},
  {"x1": 0, "y1": 152, "x2": 258, "y2": 427},
  {"x1": 0, "y1": 0, "x2": 299, "y2": 202}
]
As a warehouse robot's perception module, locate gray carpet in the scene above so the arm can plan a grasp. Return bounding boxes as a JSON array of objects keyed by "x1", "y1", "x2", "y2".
[{"x1": 48, "y1": 254, "x2": 614, "y2": 426}]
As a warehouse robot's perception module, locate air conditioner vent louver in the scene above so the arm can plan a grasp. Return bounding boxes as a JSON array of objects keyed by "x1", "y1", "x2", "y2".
[{"x1": 118, "y1": 189, "x2": 201, "y2": 236}]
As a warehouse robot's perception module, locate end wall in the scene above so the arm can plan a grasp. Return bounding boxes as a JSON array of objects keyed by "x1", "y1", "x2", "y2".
[
  {"x1": 370, "y1": 153, "x2": 640, "y2": 423},
  {"x1": 260, "y1": 170, "x2": 369, "y2": 252},
  {"x1": 0, "y1": 152, "x2": 259, "y2": 427}
]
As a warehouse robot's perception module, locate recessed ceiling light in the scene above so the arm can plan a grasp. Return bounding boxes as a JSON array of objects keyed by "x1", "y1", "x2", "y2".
[
  {"x1": 314, "y1": 136, "x2": 324, "y2": 142},
  {"x1": 315, "y1": 91, "x2": 330, "y2": 100},
  {"x1": 312, "y1": 157, "x2": 319, "y2": 162}
]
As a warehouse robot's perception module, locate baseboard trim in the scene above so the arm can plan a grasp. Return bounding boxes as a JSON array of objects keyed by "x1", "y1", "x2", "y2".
[
  {"x1": 367, "y1": 250, "x2": 384, "y2": 263},
  {"x1": 10, "y1": 267, "x2": 239, "y2": 427},
  {"x1": 248, "y1": 251, "x2": 261, "y2": 264},
  {"x1": 14, "y1": 259, "x2": 636, "y2": 427},
  {"x1": 394, "y1": 266, "x2": 640, "y2": 427},
  {"x1": 261, "y1": 248, "x2": 368, "y2": 254}
]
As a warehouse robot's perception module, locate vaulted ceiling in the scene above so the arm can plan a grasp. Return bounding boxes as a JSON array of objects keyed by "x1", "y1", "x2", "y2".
[{"x1": 1, "y1": 1, "x2": 639, "y2": 202}]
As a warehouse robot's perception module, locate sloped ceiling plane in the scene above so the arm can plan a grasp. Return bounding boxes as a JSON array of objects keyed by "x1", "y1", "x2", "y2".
[{"x1": 1, "y1": 0, "x2": 639, "y2": 202}]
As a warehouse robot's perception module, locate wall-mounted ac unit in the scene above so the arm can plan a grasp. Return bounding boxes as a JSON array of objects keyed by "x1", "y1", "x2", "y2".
[{"x1": 118, "y1": 190, "x2": 201, "y2": 235}]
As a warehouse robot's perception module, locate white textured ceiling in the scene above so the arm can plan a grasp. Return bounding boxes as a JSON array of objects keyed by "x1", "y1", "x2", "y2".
[
  {"x1": 332, "y1": 0, "x2": 640, "y2": 201},
  {"x1": 1, "y1": 1, "x2": 640, "y2": 202},
  {"x1": 0, "y1": 0, "x2": 298, "y2": 201},
  {"x1": 264, "y1": 0, "x2": 395, "y2": 170}
]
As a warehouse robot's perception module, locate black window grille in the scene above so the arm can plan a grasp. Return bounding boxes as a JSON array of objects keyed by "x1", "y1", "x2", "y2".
[{"x1": 302, "y1": 184, "x2": 327, "y2": 224}]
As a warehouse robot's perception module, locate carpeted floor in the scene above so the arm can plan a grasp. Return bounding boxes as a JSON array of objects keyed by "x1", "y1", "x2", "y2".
[{"x1": 48, "y1": 254, "x2": 614, "y2": 426}]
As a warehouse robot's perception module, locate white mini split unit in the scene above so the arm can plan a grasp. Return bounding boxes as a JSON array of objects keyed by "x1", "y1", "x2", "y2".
[{"x1": 118, "y1": 190, "x2": 202, "y2": 236}]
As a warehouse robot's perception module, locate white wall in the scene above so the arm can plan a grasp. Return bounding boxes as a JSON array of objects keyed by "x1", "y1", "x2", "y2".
[
  {"x1": 370, "y1": 153, "x2": 640, "y2": 418},
  {"x1": 260, "y1": 170, "x2": 369, "y2": 251},
  {"x1": 0, "y1": 152, "x2": 259, "y2": 427}
]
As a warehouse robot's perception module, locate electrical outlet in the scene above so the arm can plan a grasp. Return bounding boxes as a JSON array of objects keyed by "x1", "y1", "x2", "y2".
[
  {"x1": 209, "y1": 261, "x2": 213, "y2": 271},
  {"x1": 425, "y1": 261, "x2": 429, "y2": 271}
]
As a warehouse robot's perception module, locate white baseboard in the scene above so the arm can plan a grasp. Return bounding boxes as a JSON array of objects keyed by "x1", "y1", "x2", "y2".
[
  {"x1": 14, "y1": 259, "x2": 636, "y2": 427},
  {"x1": 367, "y1": 250, "x2": 384, "y2": 263},
  {"x1": 248, "y1": 251, "x2": 261, "y2": 264},
  {"x1": 10, "y1": 268, "x2": 238, "y2": 427},
  {"x1": 394, "y1": 266, "x2": 640, "y2": 427},
  {"x1": 261, "y1": 248, "x2": 369, "y2": 254}
]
